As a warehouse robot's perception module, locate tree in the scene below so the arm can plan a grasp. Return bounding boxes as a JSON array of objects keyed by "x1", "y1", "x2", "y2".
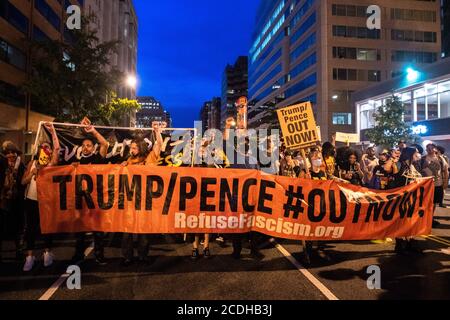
[
  {"x1": 365, "y1": 95, "x2": 417, "y2": 148},
  {"x1": 23, "y1": 15, "x2": 123, "y2": 124},
  {"x1": 97, "y1": 93, "x2": 141, "y2": 126}
]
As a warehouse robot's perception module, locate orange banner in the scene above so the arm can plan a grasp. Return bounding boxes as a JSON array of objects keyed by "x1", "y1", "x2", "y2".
[{"x1": 37, "y1": 165, "x2": 434, "y2": 241}]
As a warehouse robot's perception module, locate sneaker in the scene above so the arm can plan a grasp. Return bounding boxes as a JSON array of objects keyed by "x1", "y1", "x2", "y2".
[
  {"x1": 95, "y1": 255, "x2": 107, "y2": 266},
  {"x1": 23, "y1": 256, "x2": 36, "y2": 272},
  {"x1": 203, "y1": 247, "x2": 211, "y2": 259},
  {"x1": 191, "y1": 248, "x2": 199, "y2": 260},
  {"x1": 43, "y1": 251, "x2": 54, "y2": 267}
]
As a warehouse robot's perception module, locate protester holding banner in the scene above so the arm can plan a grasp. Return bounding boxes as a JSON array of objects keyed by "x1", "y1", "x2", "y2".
[
  {"x1": 369, "y1": 150, "x2": 393, "y2": 190},
  {"x1": 360, "y1": 145, "x2": 378, "y2": 186},
  {"x1": 21, "y1": 123, "x2": 60, "y2": 272},
  {"x1": 394, "y1": 147, "x2": 424, "y2": 254},
  {"x1": 301, "y1": 146, "x2": 329, "y2": 264},
  {"x1": 71, "y1": 117, "x2": 109, "y2": 265},
  {"x1": 221, "y1": 118, "x2": 263, "y2": 260},
  {"x1": 338, "y1": 149, "x2": 364, "y2": 186},
  {"x1": 121, "y1": 122, "x2": 163, "y2": 266},
  {"x1": 191, "y1": 143, "x2": 211, "y2": 259}
]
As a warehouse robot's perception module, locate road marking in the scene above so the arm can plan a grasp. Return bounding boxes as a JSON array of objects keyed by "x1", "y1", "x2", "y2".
[
  {"x1": 428, "y1": 235, "x2": 450, "y2": 245},
  {"x1": 422, "y1": 235, "x2": 450, "y2": 247},
  {"x1": 38, "y1": 245, "x2": 93, "y2": 301},
  {"x1": 269, "y1": 238, "x2": 339, "y2": 301}
]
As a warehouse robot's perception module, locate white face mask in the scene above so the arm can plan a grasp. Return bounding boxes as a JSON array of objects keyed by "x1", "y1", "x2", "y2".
[{"x1": 312, "y1": 159, "x2": 322, "y2": 167}]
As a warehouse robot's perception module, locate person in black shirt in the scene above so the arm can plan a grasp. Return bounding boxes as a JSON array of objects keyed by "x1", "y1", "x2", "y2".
[
  {"x1": 338, "y1": 149, "x2": 364, "y2": 186},
  {"x1": 71, "y1": 117, "x2": 109, "y2": 265},
  {"x1": 369, "y1": 150, "x2": 395, "y2": 190}
]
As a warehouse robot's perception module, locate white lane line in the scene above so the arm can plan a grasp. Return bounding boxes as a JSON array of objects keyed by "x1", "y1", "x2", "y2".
[
  {"x1": 442, "y1": 248, "x2": 450, "y2": 255},
  {"x1": 270, "y1": 238, "x2": 339, "y2": 301},
  {"x1": 38, "y1": 245, "x2": 94, "y2": 301}
]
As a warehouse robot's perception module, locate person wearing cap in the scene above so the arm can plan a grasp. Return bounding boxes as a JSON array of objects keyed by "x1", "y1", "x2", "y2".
[
  {"x1": 369, "y1": 150, "x2": 395, "y2": 190},
  {"x1": 361, "y1": 144, "x2": 378, "y2": 186}
]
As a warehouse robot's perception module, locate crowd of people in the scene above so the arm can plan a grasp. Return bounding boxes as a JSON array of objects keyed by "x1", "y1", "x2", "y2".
[{"x1": 0, "y1": 118, "x2": 449, "y2": 271}]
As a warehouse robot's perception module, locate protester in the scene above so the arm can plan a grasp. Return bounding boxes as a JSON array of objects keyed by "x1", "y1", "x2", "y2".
[
  {"x1": 369, "y1": 150, "x2": 395, "y2": 190},
  {"x1": 21, "y1": 123, "x2": 60, "y2": 272},
  {"x1": 397, "y1": 139, "x2": 407, "y2": 152},
  {"x1": 280, "y1": 150, "x2": 298, "y2": 178},
  {"x1": 0, "y1": 142, "x2": 25, "y2": 263},
  {"x1": 421, "y1": 143, "x2": 447, "y2": 227},
  {"x1": 436, "y1": 146, "x2": 449, "y2": 208},
  {"x1": 393, "y1": 147, "x2": 423, "y2": 254},
  {"x1": 338, "y1": 149, "x2": 364, "y2": 186},
  {"x1": 221, "y1": 118, "x2": 263, "y2": 260},
  {"x1": 360, "y1": 144, "x2": 378, "y2": 186},
  {"x1": 121, "y1": 122, "x2": 163, "y2": 266},
  {"x1": 300, "y1": 147, "x2": 329, "y2": 264},
  {"x1": 191, "y1": 144, "x2": 211, "y2": 259},
  {"x1": 71, "y1": 117, "x2": 110, "y2": 265},
  {"x1": 321, "y1": 141, "x2": 337, "y2": 178}
]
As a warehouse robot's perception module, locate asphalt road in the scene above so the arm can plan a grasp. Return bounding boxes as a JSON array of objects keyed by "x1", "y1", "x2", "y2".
[{"x1": 1, "y1": 201, "x2": 449, "y2": 301}]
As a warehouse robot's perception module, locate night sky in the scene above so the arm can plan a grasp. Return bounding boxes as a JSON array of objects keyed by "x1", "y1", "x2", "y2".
[{"x1": 134, "y1": 0, "x2": 261, "y2": 128}]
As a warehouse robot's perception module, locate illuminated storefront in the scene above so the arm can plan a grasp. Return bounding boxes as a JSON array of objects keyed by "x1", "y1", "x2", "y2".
[{"x1": 354, "y1": 58, "x2": 450, "y2": 152}]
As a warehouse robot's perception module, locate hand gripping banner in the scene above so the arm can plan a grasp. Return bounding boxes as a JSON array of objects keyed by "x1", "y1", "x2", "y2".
[{"x1": 37, "y1": 165, "x2": 434, "y2": 241}]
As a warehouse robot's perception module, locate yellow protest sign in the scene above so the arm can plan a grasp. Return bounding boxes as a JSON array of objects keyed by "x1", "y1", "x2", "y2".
[{"x1": 277, "y1": 102, "x2": 319, "y2": 150}]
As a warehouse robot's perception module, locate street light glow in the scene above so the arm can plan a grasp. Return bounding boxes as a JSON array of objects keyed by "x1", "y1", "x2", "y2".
[
  {"x1": 126, "y1": 75, "x2": 137, "y2": 88},
  {"x1": 406, "y1": 68, "x2": 419, "y2": 82}
]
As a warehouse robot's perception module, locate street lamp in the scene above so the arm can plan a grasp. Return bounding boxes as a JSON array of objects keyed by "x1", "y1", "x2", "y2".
[
  {"x1": 126, "y1": 74, "x2": 137, "y2": 89},
  {"x1": 406, "y1": 67, "x2": 419, "y2": 82}
]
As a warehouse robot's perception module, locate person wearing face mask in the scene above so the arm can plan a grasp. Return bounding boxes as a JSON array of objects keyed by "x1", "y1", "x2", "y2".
[
  {"x1": 299, "y1": 147, "x2": 327, "y2": 264},
  {"x1": 0, "y1": 142, "x2": 25, "y2": 263},
  {"x1": 21, "y1": 123, "x2": 60, "y2": 272},
  {"x1": 393, "y1": 147, "x2": 424, "y2": 254},
  {"x1": 70, "y1": 117, "x2": 110, "y2": 266}
]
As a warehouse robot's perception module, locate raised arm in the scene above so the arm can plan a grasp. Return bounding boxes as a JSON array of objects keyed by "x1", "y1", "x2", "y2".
[
  {"x1": 44, "y1": 122, "x2": 60, "y2": 167},
  {"x1": 82, "y1": 117, "x2": 109, "y2": 158}
]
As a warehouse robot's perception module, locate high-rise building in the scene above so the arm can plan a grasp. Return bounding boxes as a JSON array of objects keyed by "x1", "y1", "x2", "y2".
[
  {"x1": 442, "y1": 0, "x2": 450, "y2": 58},
  {"x1": 0, "y1": 0, "x2": 84, "y2": 153},
  {"x1": 85, "y1": 0, "x2": 138, "y2": 126},
  {"x1": 210, "y1": 97, "x2": 222, "y2": 130},
  {"x1": 136, "y1": 97, "x2": 172, "y2": 128},
  {"x1": 199, "y1": 101, "x2": 211, "y2": 133},
  {"x1": 199, "y1": 97, "x2": 222, "y2": 133},
  {"x1": 221, "y1": 56, "x2": 248, "y2": 130},
  {"x1": 248, "y1": 0, "x2": 442, "y2": 141}
]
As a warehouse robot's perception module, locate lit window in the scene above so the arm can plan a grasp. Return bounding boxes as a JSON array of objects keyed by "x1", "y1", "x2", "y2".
[{"x1": 332, "y1": 113, "x2": 352, "y2": 125}]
